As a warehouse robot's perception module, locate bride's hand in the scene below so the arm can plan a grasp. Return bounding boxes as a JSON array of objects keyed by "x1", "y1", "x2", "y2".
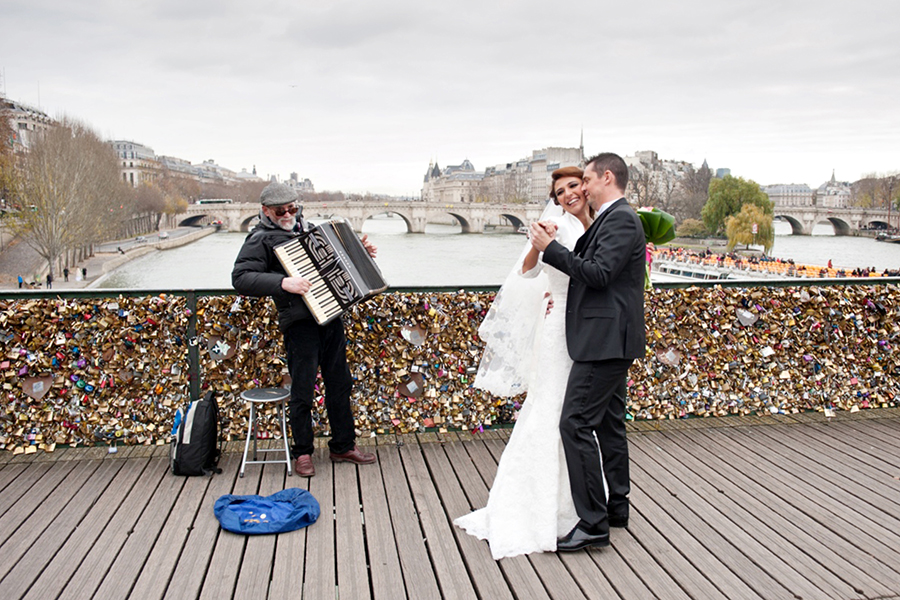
[{"x1": 544, "y1": 292, "x2": 554, "y2": 316}]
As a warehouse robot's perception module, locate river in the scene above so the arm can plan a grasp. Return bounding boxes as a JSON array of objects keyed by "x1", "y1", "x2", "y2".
[{"x1": 95, "y1": 217, "x2": 900, "y2": 289}]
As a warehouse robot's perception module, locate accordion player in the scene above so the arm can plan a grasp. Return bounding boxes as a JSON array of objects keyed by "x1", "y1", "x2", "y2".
[{"x1": 274, "y1": 220, "x2": 389, "y2": 325}]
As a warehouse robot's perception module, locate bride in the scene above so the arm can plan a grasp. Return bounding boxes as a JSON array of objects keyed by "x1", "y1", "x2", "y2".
[{"x1": 454, "y1": 167, "x2": 594, "y2": 560}]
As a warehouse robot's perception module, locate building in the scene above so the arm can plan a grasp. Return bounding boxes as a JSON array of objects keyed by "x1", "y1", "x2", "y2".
[
  {"x1": 285, "y1": 172, "x2": 314, "y2": 193},
  {"x1": 764, "y1": 183, "x2": 815, "y2": 207},
  {"x1": 1, "y1": 96, "x2": 53, "y2": 151},
  {"x1": 110, "y1": 140, "x2": 159, "y2": 187},
  {"x1": 421, "y1": 146, "x2": 584, "y2": 204},
  {"x1": 816, "y1": 171, "x2": 851, "y2": 208}
]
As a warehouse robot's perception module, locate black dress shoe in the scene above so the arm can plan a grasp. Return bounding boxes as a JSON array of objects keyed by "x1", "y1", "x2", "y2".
[
  {"x1": 556, "y1": 526, "x2": 610, "y2": 552},
  {"x1": 609, "y1": 515, "x2": 629, "y2": 528}
]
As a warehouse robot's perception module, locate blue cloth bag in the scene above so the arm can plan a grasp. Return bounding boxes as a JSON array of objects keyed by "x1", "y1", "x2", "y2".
[{"x1": 214, "y1": 488, "x2": 320, "y2": 535}]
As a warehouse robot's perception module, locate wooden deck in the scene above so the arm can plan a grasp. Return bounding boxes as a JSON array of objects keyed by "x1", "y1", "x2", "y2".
[{"x1": 1, "y1": 410, "x2": 900, "y2": 600}]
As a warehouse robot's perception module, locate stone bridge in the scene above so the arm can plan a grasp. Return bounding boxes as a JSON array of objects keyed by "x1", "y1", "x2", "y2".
[
  {"x1": 178, "y1": 201, "x2": 547, "y2": 233},
  {"x1": 775, "y1": 206, "x2": 894, "y2": 235}
]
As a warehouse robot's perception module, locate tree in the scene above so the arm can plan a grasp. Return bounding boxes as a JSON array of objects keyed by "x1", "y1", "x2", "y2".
[
  {"x1": 701, "y1": 175, "x2": 772, "y2": 235},
  {"x1": 725, "y1": 204, "x2": 774, "y2": 253},
  {"x1": 675, "y1": 218, "x2": 707, "y2": 238},
  {"x1": 675, "y1": 162, "x2": 712, "y2": 222},
  {"x1": 6, "y1": 118, "x2": 123, "y2": 277},
  {"x1": 0, "y1": 104, "x2": 17, "y2": 208}
]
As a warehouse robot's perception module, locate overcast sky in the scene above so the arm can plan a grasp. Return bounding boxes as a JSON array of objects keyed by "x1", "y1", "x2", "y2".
[{"x1": 2, "y1": 0, "x2": 898, "y2": 195}]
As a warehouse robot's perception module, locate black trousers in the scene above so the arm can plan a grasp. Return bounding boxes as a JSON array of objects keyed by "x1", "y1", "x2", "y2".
[
  {"x1": 560, "y1": 358, "x2": 633, "y2": 534},
  {"x1": 282, "y1": 318, "x2": 356, "y2": 457}
]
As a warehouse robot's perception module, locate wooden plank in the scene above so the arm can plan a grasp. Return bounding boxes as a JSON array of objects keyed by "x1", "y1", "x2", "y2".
[
  {"x1": 775, "y1": 422, "x2": 900, "y2": 493},
  {"x1": 0, "y1": 462, "x2": 57, "y2": 526},
  {"x1": 377, "y1": 443, "x2": 439, "y2": 600},
  {"x1": 0, "y1": 459, "x2": 121, "y2": 597},
  {"x1": 782, "y1": 420, "x2": 900, "y2": 480},
  {"x1": 356, "y1": 444, "x2": 406, "y2": 600},
  {"x1": 233, "y1": 461, "x2": 287, "y2": 600},
  {"x1": 22, "y1": 457, "x2": 152, "y2": 600},
  {"x1": 268, "y1": 470, "x2": 310, "y2": 600},
  {"x1": 461, "y1": 436, "x2": 586, "y2": 600},
  {"x1": 556, "y1": 552, "x2": 621, "y2": 599},
  {"x1": 302, "y1": 447, "x2": 335, "y2": 600},
  {"x1": 681, "y1": 427, "x2": 900, "y2": 588},
  {"x1": 620, "y1": 508, "x2": 730, "y2": 600},
  {"x1": 333, "y1": 457, "x2": 371, "y2": 600},
  {"x1": 164, "y1": 453, "x2": 242, "y2": 600},
  {"x1": 839, "y1": 419, "x2": 900, "y2": 453},
  {"x1": 198, "y1": 454, "x2": 264, "y2": 600},
  {"x1": 0, "y1": 464, "x2": 28, "y2": 496},
  {"x1": 399, "y1": 441, "x2": 477, "y2": 600},
  {"x1": 55, "y1": 457, "x2": 169, "y2": 600},
  {"x1": 421, "y1": 440, "x2": 513, "y2": 600},
  {"x1": 719, "y1": 425, "x2": 900, "y2": 546},
  {"x1": 89, "y1": 462, "x2": 188, "y2": 600},
  {"x1": 0, "y1": 459, "x2": 103, "y2": 572},
  {"x1": 129, "y1": 469, "x2": 219, "y2": 600},
  {"x1": 626, "y1": 473, "x2": 764, "y2": 600},
  {"x1": 604, "y1": 522, "x2": 692, "y2": 600},
  {"x1": 0, "y1": 460, "x2": 77, "y2": 546},
  {"x1": 631, "y1": 435, "x2": 854, "y2": 600},
  {"x1": 659, "y1": 429, "x2": 900, "y2": 599}
]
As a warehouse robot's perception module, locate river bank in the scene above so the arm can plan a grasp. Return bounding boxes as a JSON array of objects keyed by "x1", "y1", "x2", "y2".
[{"x1": 0, "y1": 227, "x2": 214, "y2": 291}]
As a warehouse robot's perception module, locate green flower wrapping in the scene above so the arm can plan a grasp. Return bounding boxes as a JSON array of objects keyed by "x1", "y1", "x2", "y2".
[
  {"x1": 636, "y1": 207, "x2": 676, "y2": 245},
  {"x1": 637, "y1": 207, "x2": 676, "y2": 290}
]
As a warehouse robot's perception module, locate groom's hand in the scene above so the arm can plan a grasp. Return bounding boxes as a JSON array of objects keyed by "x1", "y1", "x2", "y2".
[{"x1": 529, "y1": 221, "x2": 556, "y2": 251}]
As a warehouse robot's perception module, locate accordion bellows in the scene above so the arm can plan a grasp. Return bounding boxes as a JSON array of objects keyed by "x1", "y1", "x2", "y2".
[{"x1": 274, "y1": 220, "x2": 389, "y2": 324}]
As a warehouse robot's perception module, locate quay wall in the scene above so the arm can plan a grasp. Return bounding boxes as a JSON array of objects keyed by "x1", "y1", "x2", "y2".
[{"x1": 1, "y1": 281, "x2": 899, "y2": 454}]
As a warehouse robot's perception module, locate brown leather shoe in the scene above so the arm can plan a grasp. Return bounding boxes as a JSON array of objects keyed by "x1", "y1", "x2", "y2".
[
  {"x1": 329, "y1": 446, "x2": 376, "y2": 465},
  {"x1": 293, "y1": 454, "x2": 315, "y2": 477}
]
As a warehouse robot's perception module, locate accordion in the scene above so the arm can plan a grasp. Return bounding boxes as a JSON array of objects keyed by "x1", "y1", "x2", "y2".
[{"x1": 274, "y1": 220, "x2": 389, "y2": 325}]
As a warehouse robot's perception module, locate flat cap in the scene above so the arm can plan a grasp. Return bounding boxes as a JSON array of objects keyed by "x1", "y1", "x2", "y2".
[{"x1": 259, "y1": 182, "x2": 299, "y2": 206}]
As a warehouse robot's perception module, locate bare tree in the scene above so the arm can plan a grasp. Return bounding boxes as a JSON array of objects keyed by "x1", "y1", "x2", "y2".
[
  {"x1": 6, "y1": 118, "x2": 123, "y2": 277},
  {"x1": 675, "y1": 162, "x2": 712, "y2": 222}
]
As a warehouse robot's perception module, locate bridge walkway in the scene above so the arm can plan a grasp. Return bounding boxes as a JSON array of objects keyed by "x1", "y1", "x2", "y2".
[{"x1": 1, "y1": 410, "x2": 899, "y2": 599}]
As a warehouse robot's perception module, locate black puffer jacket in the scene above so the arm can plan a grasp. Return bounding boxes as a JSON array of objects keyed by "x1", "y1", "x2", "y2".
[{"x1": 231, "y1": 212, "x2": 314, "y2": 332}]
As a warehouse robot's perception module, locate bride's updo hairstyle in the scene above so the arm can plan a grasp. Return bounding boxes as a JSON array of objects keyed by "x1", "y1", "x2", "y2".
[{"x1": 549, "y1": 166, "x2": 584, "y2": 206}]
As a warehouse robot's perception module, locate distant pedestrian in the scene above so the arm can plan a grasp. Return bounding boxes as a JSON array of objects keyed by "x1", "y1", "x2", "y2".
[
  {"x1": 17, "y1": 275, "x2": 23, "y2": 289},
  {"x1": 63, "y1": 267, "x2": 70, "y2": 282},
  {"x1": 82, "y1": 267, "x2": 87, "y2": 279},
  {"x1": 46, "y1": 273, "x2": 53, "y2": 289}
]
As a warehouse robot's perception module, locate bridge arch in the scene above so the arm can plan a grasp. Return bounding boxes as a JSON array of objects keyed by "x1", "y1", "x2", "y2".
[
  {"x1": 497, "y1": 213, "x2": 526, "y2": 230},
  {"x1": 775, "y1": 215, "x2": 805, "y2": 235},
  {"x1": 359, "y1": 210, "x2": 415, "y2": 233}
]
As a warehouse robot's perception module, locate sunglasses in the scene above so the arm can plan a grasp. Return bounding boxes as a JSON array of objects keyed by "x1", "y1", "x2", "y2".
[{"x1": 272, "y1": 203, "x2": 299, "y2": 217}]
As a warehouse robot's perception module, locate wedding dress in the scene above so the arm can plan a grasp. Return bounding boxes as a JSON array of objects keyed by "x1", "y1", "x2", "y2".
[{"x1": 454, "y1": 206, "x2": 584, "y2": 560}]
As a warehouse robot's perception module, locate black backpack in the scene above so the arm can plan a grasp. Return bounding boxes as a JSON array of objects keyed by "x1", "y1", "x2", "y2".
[{"x1": 170, "y1": 390, "x2": 222, "y2": 476}]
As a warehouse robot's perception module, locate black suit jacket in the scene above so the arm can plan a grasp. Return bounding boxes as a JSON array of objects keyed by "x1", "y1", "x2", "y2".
[{"x1": 542, "y1": 198, "x2": 646, "y2": 362}]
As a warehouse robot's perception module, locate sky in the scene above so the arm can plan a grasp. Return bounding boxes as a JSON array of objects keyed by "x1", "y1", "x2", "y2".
[{"x1": 2, "y1": 0, "x2": 899, "y2": 196}]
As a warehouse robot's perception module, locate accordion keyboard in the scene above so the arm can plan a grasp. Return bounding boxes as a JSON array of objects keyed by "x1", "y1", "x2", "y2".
[{"x1": 274, "y1": 241, "x2": 343, "y2": 324}]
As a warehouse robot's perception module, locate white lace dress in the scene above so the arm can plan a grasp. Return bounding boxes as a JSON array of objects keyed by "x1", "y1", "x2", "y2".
[{"x1": 454, "y1": 211, "x2": 583, "y2": 560}]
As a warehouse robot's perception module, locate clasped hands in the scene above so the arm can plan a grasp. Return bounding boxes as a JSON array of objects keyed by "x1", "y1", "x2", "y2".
[
  {"x1": 282, "y1": 234, "x2": 377, "y2": 295},
  {"x1": 529, "y1": 220, "x2": 557, "y2": 252}
]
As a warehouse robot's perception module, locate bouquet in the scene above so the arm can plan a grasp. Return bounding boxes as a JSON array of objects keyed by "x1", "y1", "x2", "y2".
[
  {"x1": 636, "y1": 206, "x2": 676, "y2": 245},
  {"x1": 637, "y1": 207, "x2": 676, "y2": 289}
]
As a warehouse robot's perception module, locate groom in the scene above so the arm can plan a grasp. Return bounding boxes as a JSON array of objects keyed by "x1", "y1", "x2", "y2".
[{"x1": 530, "y1": 152, "x2": 646, "y2": 551}]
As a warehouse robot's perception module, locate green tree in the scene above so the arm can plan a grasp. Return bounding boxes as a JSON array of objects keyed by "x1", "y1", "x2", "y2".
[
  {"x1": 701, "y1": 175, "x2": 772, "y2": 235},
  {"x1": 725, "y1": 204, "x2": 774, "y2": 253}
]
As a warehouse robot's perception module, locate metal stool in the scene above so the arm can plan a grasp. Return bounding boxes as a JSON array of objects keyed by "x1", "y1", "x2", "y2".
[{"x1": 240, "y1": 388, "x2": 292, "y2": 477}]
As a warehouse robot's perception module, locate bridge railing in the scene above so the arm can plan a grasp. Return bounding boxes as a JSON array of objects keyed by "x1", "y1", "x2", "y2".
[{"x1": 2, "y1": 278, "x2": 899, "y2": 454}]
